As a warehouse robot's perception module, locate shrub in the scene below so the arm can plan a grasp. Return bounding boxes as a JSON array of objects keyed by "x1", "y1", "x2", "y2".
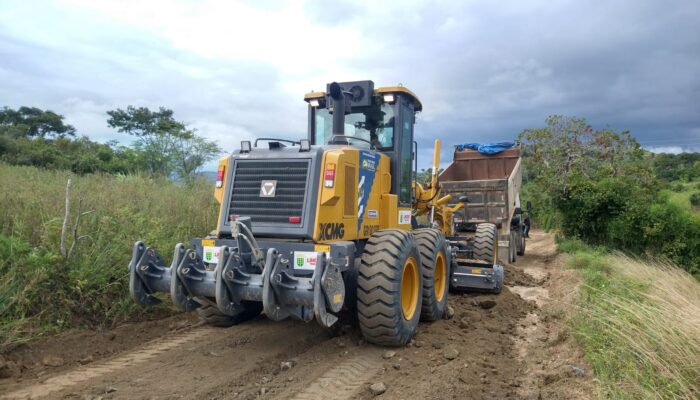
[{"x1": 690, "y1": 192, "x2": 700, "y2": 208}]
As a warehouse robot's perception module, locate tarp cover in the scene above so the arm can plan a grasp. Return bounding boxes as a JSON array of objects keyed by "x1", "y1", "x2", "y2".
[{"x1": 456, "y1": 142, "x2": 515, "y2": 155}]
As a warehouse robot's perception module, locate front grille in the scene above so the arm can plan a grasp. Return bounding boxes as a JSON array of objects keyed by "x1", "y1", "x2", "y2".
[{"x1": 228, "y1": 160, "x2": 310, "y2": 225}]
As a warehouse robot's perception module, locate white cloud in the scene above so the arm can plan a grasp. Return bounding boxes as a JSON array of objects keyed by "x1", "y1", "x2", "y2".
[{"x1": 0, "y1": 0, "x2": 699, "y2": 171}]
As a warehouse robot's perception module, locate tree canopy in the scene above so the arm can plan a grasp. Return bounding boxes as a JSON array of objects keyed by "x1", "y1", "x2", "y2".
[{"x1": 0, "y1": 106, "x2": 76, "y2": 138}]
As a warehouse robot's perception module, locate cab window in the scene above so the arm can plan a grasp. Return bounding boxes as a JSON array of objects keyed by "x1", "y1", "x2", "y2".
[
  {"x1": 314, "y1": 104, "x2": 394, "y2": 150},
  {"x1": 399, "y1": 105, "x2": 413, "y2": 204}
]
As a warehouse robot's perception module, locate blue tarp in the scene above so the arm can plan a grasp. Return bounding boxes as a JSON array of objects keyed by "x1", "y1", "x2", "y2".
[{"x1": 456, "y1": 142, "x2": 515, "y2": 155}]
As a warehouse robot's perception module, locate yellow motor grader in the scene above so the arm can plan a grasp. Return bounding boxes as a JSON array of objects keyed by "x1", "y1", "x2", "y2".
[{"x1": 128, "y1": 80, "x2": 502, "y2": 346}]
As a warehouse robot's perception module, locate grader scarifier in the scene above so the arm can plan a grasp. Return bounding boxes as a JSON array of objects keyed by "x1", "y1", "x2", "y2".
[{"x1": 129, "y1": 80, "x2": 503, "y2": 346}]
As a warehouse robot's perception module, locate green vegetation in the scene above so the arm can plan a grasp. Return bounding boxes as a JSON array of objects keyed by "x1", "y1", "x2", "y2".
[
  {"x1": 559, "y1": 239, "x2": 700, "y2": 399},
  {"x1": 520, "y1": 115, "x2": 700, "y2": 278},
  {"x1": 0, "y1": 164, "x2": 218, "y2": 349},
  {"x1": 1, "y1": 105, "x2": 221, "y2": 179}
]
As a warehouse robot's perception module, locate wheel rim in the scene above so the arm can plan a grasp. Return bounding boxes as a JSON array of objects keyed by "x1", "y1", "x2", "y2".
[
  {"x1": 401, "y1": 256, "x2": 419, "y2": 320},
  {"x1": 434, "y1": 252, "x2": 447, "y2": 302}
]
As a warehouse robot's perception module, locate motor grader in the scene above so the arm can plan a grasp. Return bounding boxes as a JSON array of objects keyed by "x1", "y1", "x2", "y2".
[{"x1": 128, "y1": 80, "x2": 502, "y2": 346}]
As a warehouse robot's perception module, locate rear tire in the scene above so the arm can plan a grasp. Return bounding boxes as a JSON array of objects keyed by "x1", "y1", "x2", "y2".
[
  {"x1": 517, "y1": 228, "x2": 526, "y2": 256},
  {"x1": 414, "y1": 229, "x2": 450, "y2": 322},
  {"x1": 508, "y1": 231, "x2": 517, "y2": 263},
  {"x1": 357, "y1": 229, "x2": 422, "y2": 346},
  {"x1": 196, "y1": 301, "x2": 262, "y2": 327},
  {"x1": 473, "y1": 223, "x2": 498, "y2": 264}
]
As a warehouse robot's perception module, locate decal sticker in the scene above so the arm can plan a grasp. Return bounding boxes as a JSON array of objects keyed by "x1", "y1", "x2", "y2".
[
  {"x1": 319, "y1": 223, "x2": 345, "y2": 240},
  {"x1": 398, "y1": 210, "x2": 412, "y2": 225},
  {"x1": 293, "y1": 251, "x2": 318, "y2": 270},
  {"x1": 367, "y1": 210, "x2": 378, "y2": 219},
  {"x1": 202, "y1": 246, "x2": 221, "y2": 264},
  {"x1": 357, "y1": 151, "x2": 380, "y2": 232}
]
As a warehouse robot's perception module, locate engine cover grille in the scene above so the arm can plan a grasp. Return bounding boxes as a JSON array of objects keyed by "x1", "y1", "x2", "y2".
[{"x1": 228, "y1": 160, "x2": 310, "y2": 225}]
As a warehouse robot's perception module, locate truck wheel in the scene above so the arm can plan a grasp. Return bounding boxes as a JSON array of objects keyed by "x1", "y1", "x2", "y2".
[
  {"x1": 509, "y1": 231, "x2": 517, "y2": 263},
  {"x1": 414, "y1": 229, "x2": 450, "y2": 322},
  {"x1": 473, "y1": 223, "x2": 498, "y2": 264},
  {"x1": 517, "y1": 228, "x2": 526, "y2": 256},
  {"x1": 357, "y1": 229, "x2": 423, "y2": 346},
  {"x1": 196, "y1": 301, "x2": 262, "y2": 327}
]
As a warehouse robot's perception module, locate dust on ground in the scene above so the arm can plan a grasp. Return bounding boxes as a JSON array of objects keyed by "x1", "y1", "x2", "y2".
[{"x1": 0, "y1": 230, "x2": 594, "y2": 400}]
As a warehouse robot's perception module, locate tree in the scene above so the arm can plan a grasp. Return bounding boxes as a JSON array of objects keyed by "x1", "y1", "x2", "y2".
[
  {"x1": 0, "y1": 106, "x2": 76, "y2": 138},
  {"x1": 174, "y1": 133, "x2": 222, "y2": 180},
  {"x1": 106, "y1": 106, "x2": 221, "y2": 178}
]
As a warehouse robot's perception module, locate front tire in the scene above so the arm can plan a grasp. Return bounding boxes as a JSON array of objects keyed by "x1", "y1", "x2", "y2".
[
  {"x1": 414, "y1": 229, "x2": 450, "y2": 321},
  {"x1": 357, "y1": 230, "x2": 422, "y2": 346}
]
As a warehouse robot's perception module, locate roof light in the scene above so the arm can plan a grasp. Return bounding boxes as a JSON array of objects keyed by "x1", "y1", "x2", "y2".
[
  {"x1": 383, "y1": 93, "x2": 395, "y2": 103},
  {"x1": 299, "y1": 139, "x2": 311, "y2": 152},
  {"x1": 240, "y1": 140, "x2": 251, "y2": 153},
  {"x1": 309, "y1": 99, "x2": 320, "y2": 107}
]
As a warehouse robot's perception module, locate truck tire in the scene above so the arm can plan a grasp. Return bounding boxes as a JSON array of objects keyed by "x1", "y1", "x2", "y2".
[
  {"x1": 517, "y1": 228, "x2": 526, "y2": 256},
  {"x1": 196, "y1": 301, "x2": 262, "y2": 327},
  {"x1": 509, "y1": 231, "x2": 517, "y2": 263},
  {"x1": 414, "y1": 229, "x2": 450, "y2": 322},
  {"x1": 357, "y1": 229, "x2": 423, "y2": 346},
  {"x1": 473, "y1": 223, "x2": 498, "y2": 264}
]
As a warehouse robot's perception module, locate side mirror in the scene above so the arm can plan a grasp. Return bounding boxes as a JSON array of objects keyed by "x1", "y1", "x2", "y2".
[
  {"x1": 458, "y1": 195, "x2": 469, "y2": 203},
  {"x1": 526, "y1": 201, "x2": 532, "y2": 212}
]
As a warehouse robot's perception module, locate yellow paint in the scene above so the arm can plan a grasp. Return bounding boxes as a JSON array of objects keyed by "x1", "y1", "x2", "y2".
[
  {"x1": 213, "y1": 156, "x2": 231, "y2": 236},
  {"x1": 315, "y1": 245, "x2": 331, "y2": 253},
  {"x1": 401, "y1": 256, "x2": 419, "y2": 320},
  {"x1": 434, "y1": 251, "x2": 447, "y2": 302},
  {"x1": 313, "y1": 148, "x2": 403, "y2": 242},
  {"x1": 333, "y1": 293, "x2": 343, "y2": 304},
  {"x1": 201, "y1": 239, "x2": 216, "y2": 247}
]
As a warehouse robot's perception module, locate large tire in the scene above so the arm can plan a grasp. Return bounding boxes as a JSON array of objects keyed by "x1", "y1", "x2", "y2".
[
  {"x1": 473, "y1": 223, "x2": 498, "y2": 264},
  {"x1": 517, "y1": 227, "x2": 526, "y2": 256},
  {"x1": 357, "y1": 229, "x2": 423, "y2": 346},
  {"x1": 196, "y1": 301, "x2": 262, "y2": 327},
  {"x1": 413, "y1": 229, "x2": 450, "y2": 322}
]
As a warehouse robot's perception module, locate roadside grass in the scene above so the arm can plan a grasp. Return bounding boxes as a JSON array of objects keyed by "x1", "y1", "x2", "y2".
[
  {"x1": 559, "y1": 238, "x2": 700, "y2": 399},
  {"x1": 662, "y1": 180, "x2": 700, "y2": 214},
  {"x1": 0, "y1": 164, "x2": 218, "y2": 349}
]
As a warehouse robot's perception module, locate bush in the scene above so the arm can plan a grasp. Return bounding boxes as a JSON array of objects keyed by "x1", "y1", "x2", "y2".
[{"x1": 691, "y1": 192, "x2": 700, "y2": 208}]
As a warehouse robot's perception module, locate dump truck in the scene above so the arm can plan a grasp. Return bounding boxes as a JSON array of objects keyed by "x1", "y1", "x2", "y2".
[
  {"x1": 128, "y1": 80, "x2": 501, "y2": 346},
  {"x1": 439, "y1": 144, "x2": 528, "y2": 270}
]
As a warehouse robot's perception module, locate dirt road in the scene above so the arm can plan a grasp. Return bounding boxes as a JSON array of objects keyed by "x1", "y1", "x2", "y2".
[{"x1": 0, "y1": 231, "x2": 593, "y2": 400}]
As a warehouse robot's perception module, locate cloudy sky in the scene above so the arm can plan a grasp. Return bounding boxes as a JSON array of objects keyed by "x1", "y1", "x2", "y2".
[{"x1": 1, "y1": 0, "x2": 699, "y2": 168}]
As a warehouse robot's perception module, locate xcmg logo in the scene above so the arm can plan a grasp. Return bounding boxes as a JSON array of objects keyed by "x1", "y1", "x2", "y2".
[{"x1": 318, "y1": 223, "x2": 345, "y2": 240}]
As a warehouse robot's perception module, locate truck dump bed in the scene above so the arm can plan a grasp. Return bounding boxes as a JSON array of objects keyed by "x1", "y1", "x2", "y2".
[{"x1": 439, "y1": 146, "x2": 522, "y2": 229}]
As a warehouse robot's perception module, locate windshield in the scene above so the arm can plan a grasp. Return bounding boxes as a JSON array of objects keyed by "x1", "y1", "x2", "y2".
[{"x1": 314, "y1": 104, "x2": 395, "y2": 150}]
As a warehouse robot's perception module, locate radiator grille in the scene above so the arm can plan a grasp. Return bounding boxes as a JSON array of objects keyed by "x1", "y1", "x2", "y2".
[{"x1": 228, "y1": 160, "x2": 310, "y2": 225}]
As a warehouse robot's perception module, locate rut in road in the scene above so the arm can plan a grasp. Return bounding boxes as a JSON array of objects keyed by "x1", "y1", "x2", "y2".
[
  {"x1": 288, "y1": 349, "x2": 382, "y2": 400},
  {"x1": 0, "y1": 327, "x2": 214, "y2": 400}
]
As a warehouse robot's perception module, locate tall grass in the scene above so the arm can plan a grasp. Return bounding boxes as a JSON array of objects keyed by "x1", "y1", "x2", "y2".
[
  {"x1": 0, "y1": 164, "x2": 218, "y2": 349},
  {"x1": 562, "y1": 239, "x2": 700, "y2": 399}
]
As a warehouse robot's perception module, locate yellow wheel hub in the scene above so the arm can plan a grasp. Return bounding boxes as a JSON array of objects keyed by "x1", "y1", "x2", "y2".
[
  {"x1": 401, "y1": 256, "x2": 419, "y2": 320},
  {"x1": 434, "y1": 252, "x2": 447, "y2": 302}
]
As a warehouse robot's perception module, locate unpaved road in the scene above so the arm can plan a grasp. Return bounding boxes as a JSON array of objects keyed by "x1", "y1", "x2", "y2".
[{"x1": 0, "y1": 231, "x2": 593, "y2": 399}]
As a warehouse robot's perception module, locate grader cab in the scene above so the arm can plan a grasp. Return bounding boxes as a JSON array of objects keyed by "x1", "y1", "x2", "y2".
[{"x1": 128, "y1": 80, "x2": 502, "y2": 346}]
